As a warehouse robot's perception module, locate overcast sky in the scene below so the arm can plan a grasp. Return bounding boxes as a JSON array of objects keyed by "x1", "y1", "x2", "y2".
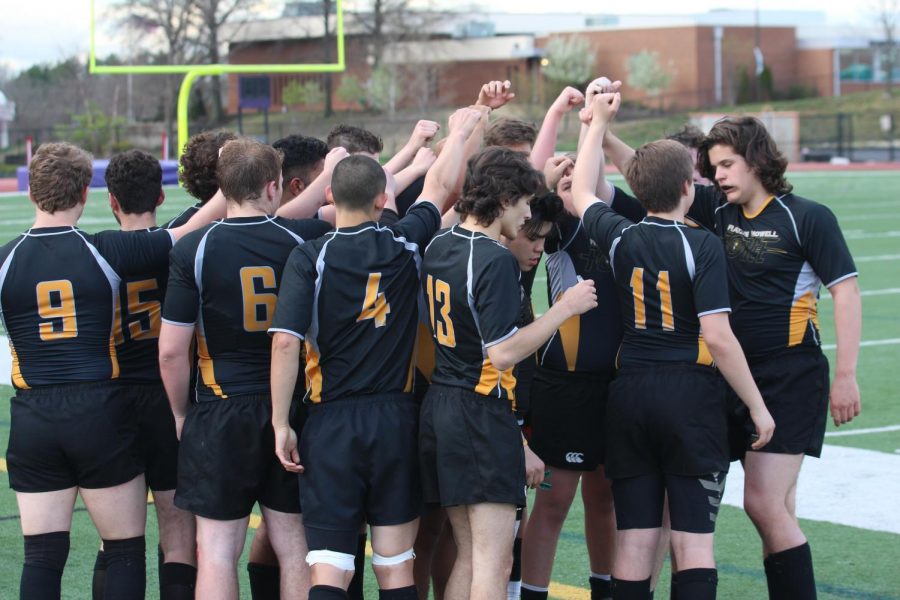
[{"x1": 0, "y1": 0, "x2": 868, "y2": 76}]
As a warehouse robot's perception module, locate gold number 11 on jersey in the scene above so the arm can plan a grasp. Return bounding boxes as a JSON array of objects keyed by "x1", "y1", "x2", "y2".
[
  {"x1": 630, "y1": 268, "x2": 674, "y2": 331},
  {"x1": 358, "y1": 272, "x2": 391, "y2": 328}
]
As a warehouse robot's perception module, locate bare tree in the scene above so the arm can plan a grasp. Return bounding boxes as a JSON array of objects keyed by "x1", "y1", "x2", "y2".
[{"x1": 874, "y1": 0, "x2": 899, "y2": 96}]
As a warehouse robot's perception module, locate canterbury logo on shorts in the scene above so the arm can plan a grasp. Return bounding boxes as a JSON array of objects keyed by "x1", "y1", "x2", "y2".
[{"x1": 565, "y1": 452, "x2": 585, "y2": 464}]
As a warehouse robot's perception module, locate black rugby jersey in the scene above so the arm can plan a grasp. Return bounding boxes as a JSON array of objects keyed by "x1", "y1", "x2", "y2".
[
  {"x1": 688, "y1": 188, "x2": 857, "y2": 359},
  {"x1": 162, "y1": 216, "x2": 331, "y2": 398},
  {"x1": 539, "y1": 189, "x2": 645, "y2": 374},
  {"x1": 0, "y1": 227, "x2": 174, "y2": 388},
  {"x1": 270, "y1": 202, "x2": 441, "y2": 403},
  {"x1": 583, "y1": 203, "x2": 732, "y2": 368},
  {"x1": 422, "y1": 225, "x2": 522, "y2": 404},
  {"x1": 163, "y1": 202, "x2": 202, "y2": 229},
  {"x1": 116, "y1": 227, "x2": 169, "y2": 383}
]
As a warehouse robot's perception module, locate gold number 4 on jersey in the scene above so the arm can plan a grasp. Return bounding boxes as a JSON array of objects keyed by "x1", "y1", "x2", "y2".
[{"x1": 358, "y1": 272, "x2": 391, "y2": 328}]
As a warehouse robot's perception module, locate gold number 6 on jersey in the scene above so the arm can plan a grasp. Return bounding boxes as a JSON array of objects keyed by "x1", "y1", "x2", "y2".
[{"x1": 240, "y1": 266, "x2": 278, "y2": 332}]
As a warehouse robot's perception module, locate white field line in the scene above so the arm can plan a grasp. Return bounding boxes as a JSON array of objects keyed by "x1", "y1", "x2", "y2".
[
  {"x1": 821, "y1": 338, "x2": 900, "y2": 350},
  {"x1": 837, "y1": 213, "x2": 900, "y2": 223},
  {"x1": 825, "y1": 424, "x2": 900, "y2": 438},
  {"x1": 844, "y1": 230, "x2": 900, "y2": 240},
  {"x1": 855, "y1": 253, "x2": 900, "y2": 262},
  {"x1": 819, "y1": 287, "x2": 900, "y2": 302}
]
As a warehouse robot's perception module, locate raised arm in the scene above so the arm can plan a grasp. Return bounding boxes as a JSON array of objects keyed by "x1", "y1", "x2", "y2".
[
  {"x1": 384, "y1": 120, "x2": 440, "y2": 175},
  {"x1": 475, "y1": 80, "x2": 516, "y2": 111},
  {"x1": 530, "y1": 86, "x2": 584, "y2": 169},
  {"x1": 393, "y1": 147, "x2": 437, "y2": 196},
  {"x1": 577, "y1": 77, "x2": 621, "y2": 151},
  {"x1": 168, "y1": 189, "x2": 226, "y2": 242},
  {"x1": 828, "y1": 277, "x2": 862, "y2": 426},
  {"x1": 417, "y1": 107, "x2": 484, "y2": 214},
  {"x1": 276, "y1": 147, "x2": 349, "y2": 219},
  {"x1": 572, "y1": 93, "x2": 620, "y2": 218}
]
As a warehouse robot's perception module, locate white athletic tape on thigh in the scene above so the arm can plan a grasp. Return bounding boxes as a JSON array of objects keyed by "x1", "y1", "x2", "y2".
[
  {"x1": 306, "y1": 550, "x2": 356, "y2": 571},
  {"x1": 371, "y1": 548, "x2": 415, "y2": 566}
]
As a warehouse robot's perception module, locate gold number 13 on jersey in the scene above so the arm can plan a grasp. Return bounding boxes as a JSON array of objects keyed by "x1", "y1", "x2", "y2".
[
  {"x1": 630, "y1": 268, "x2": 674, "y2": 331},
  {"x1": 36, "y1": 280, "x2": 77, "y2": 341},
  {"x1": 426, "y1": 274, "x2": 456, "y2": 347},
  {"x1": 358, "y1": 273, "x2": 391, "y2": 328}
]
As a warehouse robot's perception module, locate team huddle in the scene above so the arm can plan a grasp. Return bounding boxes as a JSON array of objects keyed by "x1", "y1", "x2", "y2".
[{"x1": 1, "y1": 76, "x2": 861, "y2": 600}]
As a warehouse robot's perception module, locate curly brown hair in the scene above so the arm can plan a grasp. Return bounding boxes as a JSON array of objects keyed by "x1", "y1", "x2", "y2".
[
  {"x1": 106, "y1": 150, "x2": 162, "y2": 214},
  {"x1": 29, "y1": 142, "x2": 93, "y2": 214},
  {"x1": 179, "y1": 130, "x2": 237, "y2": 202},
  {"x1": 698, "y1": 117, "x2": 792, "y2": 196},
  {"x1": 455, "y1": 147, "x2": 543, "y2": 227}
]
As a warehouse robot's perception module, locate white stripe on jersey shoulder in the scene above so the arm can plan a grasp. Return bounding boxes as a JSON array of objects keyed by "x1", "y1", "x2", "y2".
[
  {"x1": 773, "y1": 195, "x2": 801, "y2": 245},
  {"x1": 161, "y1": 317, "x2": 195, "y2": 327},
  {"x1": 826, "y1": 272, "x2": 859, "y2": 288},
  {"x1": 164, "y1": 205, "x2": 196, "y2": 229},
  {"x1": 609, "y1": 221, "x2": 643, "y2": 277},
  {"x1": 268, "y1": 327, "x2": 305, "y2": 340},
  {"x1": 267, "y1": 217, "x2": 306, "y2": 245},
  {"x1": 697, "y1": 307, "x2": 731, "y2": 317},
  {"x1": 306, "y1": 232, "x2": 334, "y2": 355},
  {"x1": 674, "y1": 226, "x2": 696, "y2": 280},
  {"x1": 0, "y1": 235, "x2": 30, "y2": 328},
  {"x1": 484, "y1": 326, "x2": 518, "y2": 348},
  {"x1": 22, "y1": 226, "x2": 78, "y2": 237},
  {"x1": 423, "y1": 227, "x2": 453, "y2": 254},
  {"x1": 72, "y1": 229, "x2": 123, "y2": 353},
  {"x1": 194, "y1": 221, "x2": 224, "y2": 296},
  {"x1": 449, "y1": 225, "x2": 505, "y2": 248},
  {"x1": 219, "y1": 216, "x2": 276, "y2": 226}
]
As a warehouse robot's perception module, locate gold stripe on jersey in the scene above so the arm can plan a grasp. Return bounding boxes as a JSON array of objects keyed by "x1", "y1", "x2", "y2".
[
  {"x1": 109, "y1": 294, "x2": 122, "y2": 379},
  {"x1": 9, "y1": 343, "x2": 29, "y2": 389},
  {"x1": 741, "y1": 195, "x2": 775, "y2": 219},
  {"x1": 416, "y1": 322, "x2": 436, "y2": 382},
  {"x1": 788, "y1": 290, "x2": 817, "y2": 347},
  {"x1": 474, "y1": 357, "x2": 517, "y2": 404},
  {"x1": 196, "y1": 331, "x2": 226, "y2": 398},
  {"x1": 305, "y1": 342, "x2": 323, "y2": 403},
  {"x1": 558, "y1": 315, "x2": 580, "y2": 372},
  {"x1": 697, "y1": 334, "x2": 714, "y2": 366}
]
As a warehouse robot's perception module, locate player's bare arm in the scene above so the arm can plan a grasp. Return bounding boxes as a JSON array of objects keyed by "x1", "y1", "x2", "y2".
[
  {"x1": 417, "y1": 107, "x2": 484, "y2": 213},
  {"x1": 577, "y1": 76, "x2": 622, "y2": 152},
  {"x1": 487, "y1": 279, "x2": 597, "y2": 371},
  {"x1": 475, "y1": 79, "x2": 516, "y2": 110},
  {"x1": 158, "y1": 322, "x2": 196, "y2": 439},
  {"x1": 828, "y1": 277, "x2": 862, "y2": 426},
  {"x1": 699, "y1": 312, "x2": 775, "y2": 449},
  {"x1": 276, "y1": 146, "x2": 350, "y2": 219},
  {"x1": 392, "y1": 147, "x2": 437, "y2": 196},
  {"x1": 167, "y1": 188, "x2": 227, "y2": 242},
  {"x1": 543, "y1": 155, "x2": 574, "y2": 192},
  {"x1": 531, "y1": 86, "x2": 584, "y2": 169},
  {"x1": 571, "y1": 93, "x2": 621, "y2": 218},
  {"x1": 270, "y1": 332, "x2": 304, "y2": 473},
  {"x1": 384, "y1": 119, "x2": 440, "y2": 175}
]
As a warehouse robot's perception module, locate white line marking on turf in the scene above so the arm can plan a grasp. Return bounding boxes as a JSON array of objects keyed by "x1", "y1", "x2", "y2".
[
  {"x1": 855, "y1": 254, "x2": 900, "y2": 262},
  {"x1": 723, "y1": 444, "x2": 900, "y2": 535},
  {"x1": 837, "y1": 213, "x2": 900, "y2": 223},
  {"x1": 844, "y1": 230, "x2": 900, "y2": 240},
  {"x1": 821, "y1": 338, "x2": 900, "y2": 350},
  {"x1": 820, "y1": 287, "x2": 900, "y2": 302},
  {"x1": 825, "y1": 425, "x2": 900, "y2": 437}
]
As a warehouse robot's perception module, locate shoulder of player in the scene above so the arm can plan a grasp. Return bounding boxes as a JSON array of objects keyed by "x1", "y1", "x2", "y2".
[
  {"x1": 472, "y1": 236, "x2": 517, "y2": 273},
  {"x1": 272, "y1": 215, "x2": 333, "y2": 240}
]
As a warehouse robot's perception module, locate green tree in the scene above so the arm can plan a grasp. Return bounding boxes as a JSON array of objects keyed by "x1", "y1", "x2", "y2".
[
  {"x1": 336, "y1": 75, "x2": 366, "y2": 109},
  {"x1": 282, "y1": 80, "x2": 324, "y2": 110},
  {"x1": 542, "y1": 36, "x2": 596, "y2": 90},
  {"x1": 62, "y1": 101, "x2": 127, "y2": 156},
  {"x1": 627, "y1": 50, "x2": 673, "y2": 102}
]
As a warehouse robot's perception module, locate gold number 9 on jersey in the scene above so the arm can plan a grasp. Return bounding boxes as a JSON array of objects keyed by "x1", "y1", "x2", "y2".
[
  {"x1": 36, "y1": 280, "x2": 78, "y2": 341},
  {"x1": 240, "y1": 266, "x2": 277, "y2": 332},
  {"x1": 426, "y1": 274, "x2": 456, "y2": 347}
]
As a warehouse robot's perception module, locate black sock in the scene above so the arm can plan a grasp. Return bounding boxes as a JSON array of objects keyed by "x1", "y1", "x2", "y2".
[
  {"x1": 248, "y1": 562, "x2": 281, "y2": 600},
  {"x1": 590, "y1": 575, "x2": 612, "y2": 600},
  {"x1": 673, "y1": 568, "x2": 717, "y2": 600},
  {"x1": 669, "y1": 572, "x2": 677, "y2": 600},
  {"x1": 20, "y1": 531, "x2": 70, "y2": 600},
  {"x1": 510, "y1": 538, "x2": 523, "y2": 582},
  {"x1": 92, "y1": 550, "x2": 107, "y2": 600},
  {"x1": 310, "y1": 585, "x2": 350, "y2": 600},
  {"x1": 610, "y1": 577, "x2": 651, "y2": 600},
  {"x1": 521, "y1": 587, "x2": 549, "y2": 600},
  {"x1": 764, "y1": 543, "x2": 816, "y2": 600},
  {"x1": 347, "y1": 533, "x2": 367, "y2": 600},
  {"x1": 160, "y1": 562, "x2": 197, "y2": 600},
  {"x1": 378, "y1": 585, "x2": 418, "y2": 599},
  {"x1": 102, "y1": 536, "x2": 146, "y2": 600}
]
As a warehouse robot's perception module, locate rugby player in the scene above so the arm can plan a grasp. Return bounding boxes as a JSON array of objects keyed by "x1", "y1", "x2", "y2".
[
  {"x1": 166, "y1": 129, "x2": 236, "y2": 228},
  {"x1": 419, "y1": 145, "x2": 597, "y2": 600},
  {"x1": 572, "y1": 93, "x2": 774, "y2": 599},
  {"x1": 1, "y1": 142, "x2": 223, "y2": 599},
  {"x1": 268, "y1": 107, "x2": 483, "y2": 600},
  {"x1": 158, "y1": 138, "x2": 333, "y2": 600},
  {"x1": 273, "y1": 134, "x2": 329, "y2": 206}
]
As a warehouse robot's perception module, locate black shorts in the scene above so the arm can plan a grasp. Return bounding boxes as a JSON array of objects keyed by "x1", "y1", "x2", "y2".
[
  {"x1": 7, "y1": 381, "x2": 144, "y2": 493},
  {"x1": 419, "y1": 384, "x2": 526, "y2": 509},
  {"x1": 728, "y1": 347, "x2": 830, "y2": 460},
  {"x1": 528, "y1": 367, "x2": 611, "y2": 471},
  {"x1": 300, "y1": 393, "x2": 421, "y2": 554},
  {"x1": 175, "y1": 393, "x2": 300, "y2": 520},
  {"x1": 612, "y1": 471, "x2": 727, "y2": 534},
  {"x1": 605, "y1": 364, "x2": 729, "y2": 480},
  {"x1": 129, "y1": 382, "x2": 179, "y2": 492}
]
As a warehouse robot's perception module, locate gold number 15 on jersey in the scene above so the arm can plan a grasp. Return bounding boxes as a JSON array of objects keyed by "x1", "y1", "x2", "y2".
[
  {"x1": 36, "y1": 280, "x2": 77, "y2": 341},
  {"x1": 426, "y1": 274, "x2": 456, "y2": 347}
]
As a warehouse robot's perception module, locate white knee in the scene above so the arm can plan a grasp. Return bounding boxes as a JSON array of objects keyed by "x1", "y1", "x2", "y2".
[
  {"x1": 371, "y1": 548, "x2": 415, "y2": 567},
  {"x1": 306, "y1": 550, "x2": 356, "y2": 571}
]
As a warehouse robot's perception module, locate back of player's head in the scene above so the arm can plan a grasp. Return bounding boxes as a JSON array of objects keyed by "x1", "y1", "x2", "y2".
[
  {"x1": 216, "y1": 138, "x2": 283, "y2": 205},
  {"x1": 625, "y1": 140, "x2": 693, "y2": 213},
  {"x1": 697, "y1": 116, "x2": 792, "y2": 195},
  {"x1": 180, "y1": 129, "x2": 238, "y2": 203},
  {"x1": 522, "y1": 192, "x2": 565, "y2": 238},
  {"x1": 105, "y1": 149, "x2": 162, "y2": 214},
  {"x1": 484, "y1": 118, "x2": 537, "y2": 151},
  {"x1": 273, "y1": 135, "x2": 329, "y2": 186},
  {"x1": 29, "y1": 142, "x2": 93, "y2": 214},
  {"x1": 330, "y1": 155, "x2": 386, "y2": 211},
  {"x1": 456, "y1": 147, "x2": 543, "y2": 226},
  {"x1": 666, "y1": 124, "x2": 705, "y2": 150},
  {"x1": 327, "y1": 124, "x2": 383, "y2": 155}
]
